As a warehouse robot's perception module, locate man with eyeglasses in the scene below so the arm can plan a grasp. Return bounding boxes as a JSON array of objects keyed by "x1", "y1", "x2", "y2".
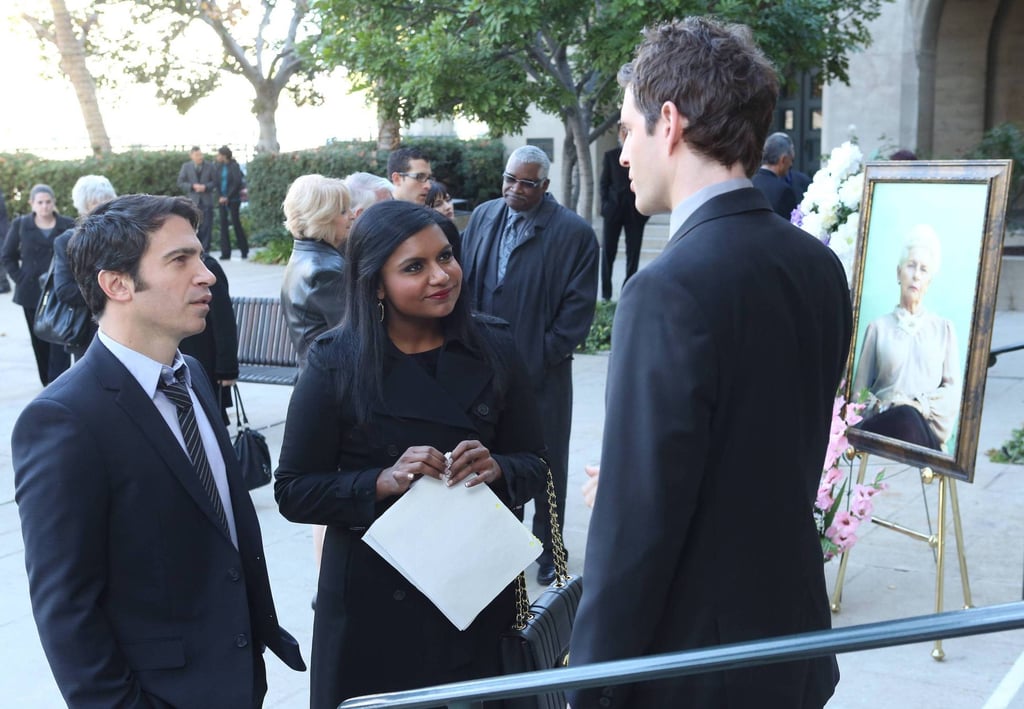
[
  {"x1": 386, "y1": 146, "x2": 433, "y2": 204},
  {"x1": 461, "y1": 145, "x2": 599, "y2": 586}
]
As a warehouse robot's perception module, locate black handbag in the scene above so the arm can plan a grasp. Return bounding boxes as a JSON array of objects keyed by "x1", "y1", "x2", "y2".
[
  {"x1": 500, "y1": 468, "x2": 583, "y2": 709},
  {"x1": 33, "y1": 266, "x2": 90, "y2": 347},
  {"x1": 232, "y1": 385, "x2": 272, "y2": 490}
]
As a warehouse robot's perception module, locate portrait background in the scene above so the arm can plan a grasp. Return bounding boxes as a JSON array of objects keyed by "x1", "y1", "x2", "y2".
[{"x1": 852, "y1": 181, "x2": 989, "y2": 454}]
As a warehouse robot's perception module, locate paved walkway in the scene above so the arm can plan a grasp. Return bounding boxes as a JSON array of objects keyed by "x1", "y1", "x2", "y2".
[{"x1": 2, "y1": 226, "x2": 1024, "y2": 706}]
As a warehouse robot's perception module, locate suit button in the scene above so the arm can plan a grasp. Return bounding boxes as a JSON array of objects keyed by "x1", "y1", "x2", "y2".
[
  {"x1": 235, "y1": 634, "x2": 249, "y2": 648},
  {"x1": 601, "y1": 687, "x2": 614, "y2": 697},
  {"x1": 386, "y1": 444, "x2": 399, "y2": 457},
  {"x1": 227, "y1": 568, "x2": 241, "y2": 582},
  {"x1": 475, "y1": 403, "x2": 490, "y2": 416},
  {"x1": 393, "y1": 589, "x2": 406, "y2": 601}
]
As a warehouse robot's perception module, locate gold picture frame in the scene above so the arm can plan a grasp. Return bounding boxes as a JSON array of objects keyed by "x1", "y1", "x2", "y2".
[{"x1": 845, "y1": 160, "x2": 1013, "y2": 482}]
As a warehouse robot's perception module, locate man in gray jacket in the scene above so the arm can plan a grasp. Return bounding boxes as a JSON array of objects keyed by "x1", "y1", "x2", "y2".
[{"x1": 177, "y1": 146, "x2": 216, "y2": 250}]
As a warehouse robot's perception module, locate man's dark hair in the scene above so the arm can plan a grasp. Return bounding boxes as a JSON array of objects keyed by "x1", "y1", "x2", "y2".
[
  {"x1": 618, "y1": 17, "x2": 779, "y2": 177},
  {"x1": 386, "y1": 146, "x2": 429, "y2": 176},
  {"x1": 190, "y1": 146, "x2": 202, "y2": 153},
  {"x1": 217, "y1": 145, "x2": 233, "y2": 161},
  {"x1": 68, "y1": 194, "x2": 201, "y2": 317}
]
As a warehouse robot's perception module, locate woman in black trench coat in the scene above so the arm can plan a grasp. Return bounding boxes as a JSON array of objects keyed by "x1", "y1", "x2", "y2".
[{"x1": 275, "y1": 201, "x2": 546, "y2": 708}]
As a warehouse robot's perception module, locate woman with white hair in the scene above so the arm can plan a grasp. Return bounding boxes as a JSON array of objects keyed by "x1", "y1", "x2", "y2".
[
  {"x1": 52, "y1": 175, "x2": 117, "y2": 359},
  {"x1": 852, "y1": 223, "x2": 960, "y2": 450}
]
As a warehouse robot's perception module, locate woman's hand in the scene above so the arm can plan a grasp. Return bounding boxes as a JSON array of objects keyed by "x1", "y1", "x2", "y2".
[
  {"x1": 582, "y1": 464, "x2": 600, "y2": 509},
  {"x1": 376, "y1": 446, "x2": 447, "y2": 500},
  {"x1": 446, "y1": 440, "x2": 502, "y2": 488}
]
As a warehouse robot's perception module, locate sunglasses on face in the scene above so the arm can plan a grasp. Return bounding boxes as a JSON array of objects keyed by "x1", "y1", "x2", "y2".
[{"x1": 502, "y1": 173, "x2": 544, "y2": 189}]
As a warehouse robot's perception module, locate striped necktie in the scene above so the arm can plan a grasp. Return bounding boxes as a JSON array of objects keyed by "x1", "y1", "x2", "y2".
[
  {"x1": 498, "y1": 212, "x2": 522, "y2": 281},
  {"x1": 158, "y1": 365, "x2": 230, "y2": 535}
]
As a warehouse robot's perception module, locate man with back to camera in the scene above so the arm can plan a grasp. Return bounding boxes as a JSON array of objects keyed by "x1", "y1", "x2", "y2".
[
  {"x1": 567, "y1": 17, "x2": 851, "y2": 708},
  {"x1": 599, "y1": 124, "x2": 649, "y2": 300},
  {"x1": 460, "y1": 145, "x2": 599, "y2": 585},
  {"x1": 13, "y1": 194, "x2": 305, "y2": 708},
  {"x1": 176, "y1": 146, "x2": 217, "y2": 251},
  {"x1": 387, "y1": 145, "x2": 433, "y2": 204},
  {"x1": 752, "y1": 131, "x2": 800, "y2": 219}
]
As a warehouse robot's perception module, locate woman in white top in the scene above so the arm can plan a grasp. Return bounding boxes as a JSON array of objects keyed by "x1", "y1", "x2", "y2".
[{"x1": 852, "y1": 223, "x2": 960, "y2": 451}]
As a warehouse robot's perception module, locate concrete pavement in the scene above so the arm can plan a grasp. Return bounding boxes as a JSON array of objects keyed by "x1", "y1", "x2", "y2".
[{"x1": 2, "y1": 224, "x2": 1024, "y2": 707}]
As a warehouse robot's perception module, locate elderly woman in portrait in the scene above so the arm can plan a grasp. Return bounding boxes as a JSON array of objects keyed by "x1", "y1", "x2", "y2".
[
  {"x1": 852, "y1": 224, "x2": 960, "y2": 451},
  {"x1": 280, "y1": 174, "x2": 355, "y2": 367}
]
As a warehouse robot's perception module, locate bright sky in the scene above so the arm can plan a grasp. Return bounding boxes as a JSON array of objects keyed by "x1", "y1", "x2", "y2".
[{"x1": 0, "y1": 2, "x2": 382, "y2": 159}]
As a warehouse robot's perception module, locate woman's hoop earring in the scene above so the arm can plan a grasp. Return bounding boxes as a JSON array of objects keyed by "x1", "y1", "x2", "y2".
[{"x1": 378, "y1": 300, "x2": 385, "y2": 323}]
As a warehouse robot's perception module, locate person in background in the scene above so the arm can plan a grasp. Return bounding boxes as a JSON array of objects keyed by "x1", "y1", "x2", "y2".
[
  {"x1": 890, "y1": 148, "x2": 918, "y2": 160},
  {"x1": 751, "y1": 131, "x2": 799, "y2": 218},
  {"x1": 180, "y1": 252, "x2": 239, "y2": 425},
  {"x1": 461, "y1": 145, "x2": 599, "y2": 586},
  {"x1": 387, "y1": 146, "x2": 433, "y2": 204},
  {"x1": 52, "y1": 175, "x2": 117, "y2": 360},
  {"x1": 214, "y1": 145, "x2": 249, "y2": 260},
  {"x1": 568, "y1": 18, "x2": 849, "y2": 708},
  {"x1": 279, "y1": 174, "x2": 353, "y2": 366},
  {"x1": 344, "y1": 172, "x2": 394, "y2": 220},
  {"x1": 599, "y1": 124, "x2": 649, "y2": 301},
  {"x1": 426, "y1": 179, "x2": 456, "y2": 219},
  {"x1": 274, "y1": 200, "x2": 545, "y2": 708},
  {"x1": 2, "y1": 183, "x2": 74, "y2": 385},
  {"x1": 0, "y1": 187, "x2": 10, "y2": 294},
  {"x1": 14, "y1": 194, "x2": 305, "y2": 708},
  {"x1": 177, "y1": 146, "x2": 217, "y2": 251}
]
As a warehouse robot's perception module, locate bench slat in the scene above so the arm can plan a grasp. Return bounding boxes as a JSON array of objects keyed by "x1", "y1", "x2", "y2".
[{"x1": 232, "y1": 296, "x2": 300, "y2": 385}]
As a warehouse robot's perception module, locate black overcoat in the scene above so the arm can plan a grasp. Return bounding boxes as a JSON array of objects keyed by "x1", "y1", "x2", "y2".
[
  {"x1": 275, "y1": 323, "x2": 547, "y2": 709},
  {"x1": 2, "y1": 212, "x2": 75, "y2": 308}
]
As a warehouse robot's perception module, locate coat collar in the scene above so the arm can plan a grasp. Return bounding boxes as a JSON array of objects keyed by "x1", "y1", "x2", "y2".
[
  {"x1": 668, "y1": 186, "x2": 774, "y2": 248},
  {"x1": 377, "y1": 335, "x2": 493, "y2": 431}
]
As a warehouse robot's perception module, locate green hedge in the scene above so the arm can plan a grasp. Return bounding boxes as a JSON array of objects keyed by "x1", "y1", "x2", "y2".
[
  {"x1": 0, "y1": 150, "x2": 187, "y2": 217},
  {"x1": 245, "y1": 137, "x2": 506, "y2": 244}
]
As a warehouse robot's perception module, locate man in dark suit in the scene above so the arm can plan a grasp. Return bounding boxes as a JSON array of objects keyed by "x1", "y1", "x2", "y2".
[
  {"x1": 751, "y1": 131, "x2": 799, "y2": 218},
  {"x1": 461, "y1": 145, "x2": 598, "y2": 585},
  {"x1": 599, "y1": 126, "x2": 649, "y2": 301},
  {"x1": 568, "y1": 18, "x2": 851, "y2": 708},
  {"x1": 176, "y1": 146, "x2": 217, "y2": 251},
  {"x1": 13, "y1": 195, "x2": 304, "y2": 708}
]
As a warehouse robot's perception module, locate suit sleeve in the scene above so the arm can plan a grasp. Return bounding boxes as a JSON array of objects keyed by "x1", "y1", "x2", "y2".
[
  {"x1": 543, "y1": 223, "x2": 598, "y2": 368},
  {"x1": 14, "y1": 399, "x2": 156, "y2": 708},
  {"x1": 568, "y1": 273, "x2": 717, "y2": 709},
  {"x1": 176, "y1": 164, "x2": 192, "y2": 195},
  {"x1": 275, "y1": 343, "x2": 380, "y2": 527},
  {"x1": 2, "y1": 217, "x2": 23, "y2": 282}
]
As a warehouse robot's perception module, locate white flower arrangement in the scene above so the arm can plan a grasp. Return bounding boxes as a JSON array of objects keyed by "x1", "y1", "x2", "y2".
[{"x1": 791, "y1": 132, "x2": 864, "y2": 282}]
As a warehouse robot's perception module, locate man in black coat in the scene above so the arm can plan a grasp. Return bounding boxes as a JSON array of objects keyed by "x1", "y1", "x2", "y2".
[
  {"x1": 214, "y1": 145, "x2": 249, "y2": 260},
  {"x1": 176, "y1": 146, "x2": 217, "y2": 251},
  {"x1": 0, "y1": 187, "x2": 10, "y2": 293},
  {"x1": 751, "y1": 131, "x2": 799, "y2": 219},
  {"x1": 13, "y1": 195, "x2": 304, "y2": 707},
  {"x1": 568, "y1": 18, "x2": 850, "y2": 708},
  {"x1": 461, "y1": 145, "x2": 598, "y2": 585},
  {"x1": 599, "y1": 126, "x2": 649, "y2": 300}
]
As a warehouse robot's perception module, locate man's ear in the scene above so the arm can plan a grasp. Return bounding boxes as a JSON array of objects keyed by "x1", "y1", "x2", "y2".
[
  {"x1": 390, "y1": 172, "x2": 402, "y2": 187},
  {"x1": 97, "y1": 270, "x2": 133, "y2": 303},
  {"x1": 662, "y1": 101, "x2": 688, "y2": 147}
]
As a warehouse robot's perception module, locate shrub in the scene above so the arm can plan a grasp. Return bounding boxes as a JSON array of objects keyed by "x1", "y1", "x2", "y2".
[{"x1": 577, "y1": 300, "x2": 616, "y2": 354}]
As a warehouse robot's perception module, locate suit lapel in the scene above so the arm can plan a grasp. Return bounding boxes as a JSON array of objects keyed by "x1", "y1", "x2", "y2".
[{"x1": 90, "y1": 346, "x2": 234, "y2": 543}]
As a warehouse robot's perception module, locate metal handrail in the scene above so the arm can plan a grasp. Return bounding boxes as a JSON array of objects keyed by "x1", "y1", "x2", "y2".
[{"x1": 339, "y1": 601, "x2": 1024, "y2": 708}]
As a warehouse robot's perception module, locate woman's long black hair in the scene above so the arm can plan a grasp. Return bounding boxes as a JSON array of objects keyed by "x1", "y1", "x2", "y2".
[{"x1": 335, "y1": 200, "x2": 509, "y2": 422}]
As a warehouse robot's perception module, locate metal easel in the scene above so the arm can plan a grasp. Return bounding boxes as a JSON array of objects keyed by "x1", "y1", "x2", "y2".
[{"x1": 829, "y1": 451, "x2": 973, "y2": 660}]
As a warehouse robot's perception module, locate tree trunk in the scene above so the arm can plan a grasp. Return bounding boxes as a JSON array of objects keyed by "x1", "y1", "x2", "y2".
[
  {"x1": 377, "y1": 114, "x2": 401, "y2": 151},
  {"x1": 253, "y1": 81, "x2": 281, "y2": 154},
  {"x1": 48, "y1": 0, "x2": 111, "y2": 156},
  {"x1": 560, "y1": 114, "x2": 595, "y2": 220}
]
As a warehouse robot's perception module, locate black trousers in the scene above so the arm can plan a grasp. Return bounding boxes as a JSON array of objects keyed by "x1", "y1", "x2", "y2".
[
  {"x1": 219, "y1": 200, "x2": 249, "y2": 258},
  {"x1": 601, "y1": 213, "x2": 645, "y2": 300},
  {"x1": 859, "y1": 404, "x2": 942, "y2": 451},
  {"x1": 21, "y1": 305, "x2": 70, "y2": 386}
]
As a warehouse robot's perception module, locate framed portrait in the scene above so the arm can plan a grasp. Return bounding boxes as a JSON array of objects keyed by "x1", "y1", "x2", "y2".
[{"x1": 845, "y1": 160, "x2": 1013, "y2": 482}]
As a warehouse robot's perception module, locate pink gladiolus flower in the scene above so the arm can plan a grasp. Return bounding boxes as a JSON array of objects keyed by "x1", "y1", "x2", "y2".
[
  {"x1": 850, "y1": 495, "x2": 873, "y2": 519},
  {"x1": 816, "y1": 485, "x2": 834, "y2": 511},
  {"x1": 824, "y1": 466, "x2": 844, "y2": 486}
]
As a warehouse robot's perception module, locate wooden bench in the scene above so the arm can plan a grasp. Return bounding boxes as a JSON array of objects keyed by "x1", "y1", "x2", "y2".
[{"x1": 232, "y1": 296, "x2": 299, "y2": 385}]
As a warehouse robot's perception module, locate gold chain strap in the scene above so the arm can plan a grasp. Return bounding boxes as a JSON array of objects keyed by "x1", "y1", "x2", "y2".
[{"x1": 512, "y1": 465, "x2": 569, "y2": 630}]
